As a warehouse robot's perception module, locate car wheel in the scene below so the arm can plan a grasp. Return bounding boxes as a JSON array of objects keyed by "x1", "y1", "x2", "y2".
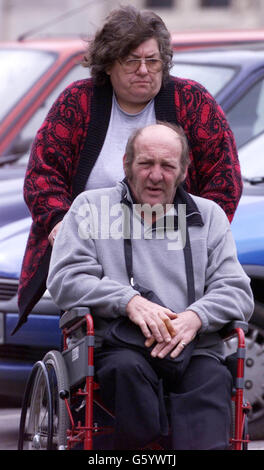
[
  {"x1": 225, "y1": 302, "x2": 264, "y2": 440},
  {"x1": 244, "y1": 322, "x2": 264, "y2": 440}
]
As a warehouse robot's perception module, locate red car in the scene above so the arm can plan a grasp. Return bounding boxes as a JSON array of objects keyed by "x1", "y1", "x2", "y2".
[
  {"x1": 1, "y1": 30, "x2": 264, "y2": 160},
  {"x1": 0, "y1": 38, "x2": 88, "y2": 158}
]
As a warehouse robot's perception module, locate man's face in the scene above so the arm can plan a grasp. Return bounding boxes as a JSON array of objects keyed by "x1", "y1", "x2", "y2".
[
  {"x1": 125, "y1": 125, "x2": 187, "y2": 207},
  {"x1": 106, "y1": 38, "x2": 163, "y2": 113}
]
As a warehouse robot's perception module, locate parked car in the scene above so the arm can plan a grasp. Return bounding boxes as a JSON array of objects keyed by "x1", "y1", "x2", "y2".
[
  {"x1": 171, "y1": 44, "x2": 264, "y2": 149},
  {"x1": 170, "y1": 45, "x2": 264, "y2": 438},
  {"x1": 1, "y1": 31, "x2": 264, "y2": 160},
  {"x1": 228, "y1": 155, "x2": 264, "y2": 440},
  {"x1": 171, "y1": 29, "x2": 264, "y2": 51},
  {"x1": 1, "y1": 40, "x2": 264, "y2": 438},
  {"x1": 0, "y1": 38, "x2": 89, "y2": 159}
]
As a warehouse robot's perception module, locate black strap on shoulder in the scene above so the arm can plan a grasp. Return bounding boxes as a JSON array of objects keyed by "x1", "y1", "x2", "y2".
[
  {"x1": 183, "y1": 225, "x2": 196, "y2": 305},
  {"x1": 124, "y1": 237, "x2": 134, "y2": 285},
  {"x1": 123, "y1": 223, "x2": 196, "y2": 305}
]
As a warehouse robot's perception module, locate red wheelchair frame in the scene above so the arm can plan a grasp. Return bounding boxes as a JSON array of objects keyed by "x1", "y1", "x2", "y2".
[
  {"x1": 18, "y1": 308, "x2": 250, "y2": 450},
  {"x1": 61, "y1": 312, "x2": 114, "y2": 451}
]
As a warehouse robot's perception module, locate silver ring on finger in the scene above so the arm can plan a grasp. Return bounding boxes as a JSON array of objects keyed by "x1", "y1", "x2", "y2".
[{"x1": 181, "y1": 342, "x2": 187, "y2": 348}]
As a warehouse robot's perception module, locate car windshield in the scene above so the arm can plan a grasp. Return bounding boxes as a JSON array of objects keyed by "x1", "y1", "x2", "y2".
[
  {"x1": 1, "y1": 60, "x2": 90, "y2": 163},
  {"x1": 0, "y1": 49, "x2": 56, "y2": 122},
  {"x1": 239, "y1": 132, "x2": 264, "y2": 180},
  {"x1": 170, "y1": 61, "x2": 236, "y2": 96}
]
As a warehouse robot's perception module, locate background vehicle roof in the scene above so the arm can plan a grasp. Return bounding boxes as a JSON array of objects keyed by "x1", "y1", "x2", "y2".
[
  {"x1": 171, "y1": 29, "x2": 264, "y2": 51},
  {"x1": 0, "y1": 37, "x2": 87, "y2": 52},
  {"x1": 174, "y1": 43, "x2": 264, "y2": 66}
]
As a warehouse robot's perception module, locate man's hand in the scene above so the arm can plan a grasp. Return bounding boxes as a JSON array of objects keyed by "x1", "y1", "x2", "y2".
[
  {"x1": 48, "y1": 222, "x2": 62, "y2": 246},
  {"x1": 146, "y1": 310, "x2": 202, "y2": 359},
  {"x1": 126, "y1": 295, "x2": 178, "y2": 343}
]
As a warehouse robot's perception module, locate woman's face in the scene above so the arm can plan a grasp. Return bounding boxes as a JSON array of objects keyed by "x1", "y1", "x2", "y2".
[{"x1": 106, "y1": 38, "x2": 163, "y2": 114}]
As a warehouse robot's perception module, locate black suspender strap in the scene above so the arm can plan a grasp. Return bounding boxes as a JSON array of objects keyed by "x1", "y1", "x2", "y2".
[
  {"x1": 123, "y1": 223, "x2": 196, "y2": 306},
  {"x1": 183, "y1": 225, "x2": 196, "y2": 305},
  {"x1": 124, "y1": 237, "x2": 134, "y2": 286}
]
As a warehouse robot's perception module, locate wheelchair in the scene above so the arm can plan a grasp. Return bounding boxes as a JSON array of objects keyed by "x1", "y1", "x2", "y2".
[{"x1": 18, "y1": 307, "x2": 251, "y2": 451}]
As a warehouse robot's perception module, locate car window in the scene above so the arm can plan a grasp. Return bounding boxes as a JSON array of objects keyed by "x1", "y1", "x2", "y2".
[
  {"x1": 0, "y1": 49, "x2": 56, "y2": 122},
  {"x1": 9, "y1": 63, "x2": 91, "y2": 162},
  {"x1": 238, "y1": 132, "x2": 264, "y2": 179},
  {"x1": 170, "y1": 62, "x2": 236, "y2": 96},
  {"x1": 226, "y1": 77, "x2": 264, "y2": 148}
]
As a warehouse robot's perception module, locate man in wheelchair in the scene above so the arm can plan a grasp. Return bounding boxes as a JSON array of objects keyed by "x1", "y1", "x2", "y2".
[{"x1": 47, "y1": 122, "x2": 254, "y2": 450}]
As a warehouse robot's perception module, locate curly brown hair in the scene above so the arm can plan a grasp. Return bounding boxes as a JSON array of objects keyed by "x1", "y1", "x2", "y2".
[{"x1": 82, "y1": 5, "x2": 173, "y2": 86}]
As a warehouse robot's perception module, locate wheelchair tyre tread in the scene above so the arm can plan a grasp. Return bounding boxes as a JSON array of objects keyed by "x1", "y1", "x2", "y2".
[
  {"x1": 231, "y1": 400, "x2": 236, "y2": 443},
  {"x1": 43, "y1": 350, "x2": 70, "y2": 449},
  {"x1": 18, "y1": 361, "x2": 53, "y2": 450}
]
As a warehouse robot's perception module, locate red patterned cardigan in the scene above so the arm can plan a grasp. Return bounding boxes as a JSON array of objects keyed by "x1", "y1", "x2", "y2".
[{"x1": 14, "y1": 76, "x2": 242, "y2": 332}]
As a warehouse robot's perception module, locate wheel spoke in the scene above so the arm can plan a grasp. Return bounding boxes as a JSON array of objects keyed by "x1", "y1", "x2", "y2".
[{"x1": 18, "y1": 351, "x2": 69, "y2": 450}]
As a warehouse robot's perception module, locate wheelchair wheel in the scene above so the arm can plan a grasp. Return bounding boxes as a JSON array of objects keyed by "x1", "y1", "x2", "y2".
[
  {"x1": 18, "y1": 350, "x2": 70, "y2": 450},
  {"x1": 242, "y1": 415, "x2": 249, "y2": 450}
]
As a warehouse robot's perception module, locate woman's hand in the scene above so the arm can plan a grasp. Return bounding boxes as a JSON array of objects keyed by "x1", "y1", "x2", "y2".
[{"x1": 48, "y1": 221, "x2": 62, "y2": 246}]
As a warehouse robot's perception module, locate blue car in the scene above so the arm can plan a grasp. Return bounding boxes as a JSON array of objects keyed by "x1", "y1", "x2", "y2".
[
  {"x1": 1, "y1": 44, "x2": 264, "y2": 439},
  {"x1": 0, "y1": 196, "x2": 61, "y2": 399}
]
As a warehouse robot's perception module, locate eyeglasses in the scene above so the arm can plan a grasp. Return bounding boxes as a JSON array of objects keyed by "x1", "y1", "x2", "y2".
[{"x1": 119, "y1": 58, "x2": 163, "y2": 74}]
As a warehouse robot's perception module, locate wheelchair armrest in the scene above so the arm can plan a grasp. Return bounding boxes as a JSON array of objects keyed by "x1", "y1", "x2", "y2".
[
  {"x1": 59, "y1": 307, "x2": 91, "y2": 329},
  {"x1": 219, "y1": 321, "x2": 248, "y2": 341}
]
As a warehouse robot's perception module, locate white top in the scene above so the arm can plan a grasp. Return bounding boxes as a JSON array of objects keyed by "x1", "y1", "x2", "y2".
[{"x1": 85, "y1": 93, "x2": 156, "y2": 190}]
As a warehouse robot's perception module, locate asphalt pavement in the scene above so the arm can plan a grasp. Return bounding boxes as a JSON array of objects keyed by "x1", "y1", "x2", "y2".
[{"x1": 0, "y1": 406, "x2": 264, "y2": 450}]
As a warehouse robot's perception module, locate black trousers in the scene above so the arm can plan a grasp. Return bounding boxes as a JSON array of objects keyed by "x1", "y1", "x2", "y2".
[{"x1": 94, "y1": 346, "x2": 233, "y2": 450}]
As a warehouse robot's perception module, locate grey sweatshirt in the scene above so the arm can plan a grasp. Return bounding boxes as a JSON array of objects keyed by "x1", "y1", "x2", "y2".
[{"x1": 47, "y1": 181, "x2": 254, "y2": 359}]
